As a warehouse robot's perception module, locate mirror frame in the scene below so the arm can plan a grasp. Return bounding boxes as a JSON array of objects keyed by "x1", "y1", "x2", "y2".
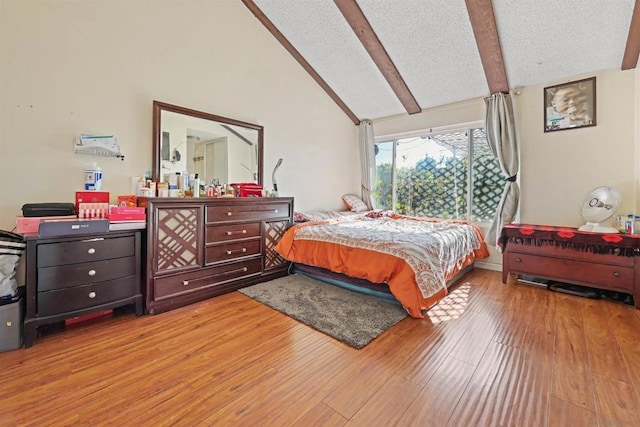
[{"x1": 152, "y1": 100, "x2": 264, "y2": 186}]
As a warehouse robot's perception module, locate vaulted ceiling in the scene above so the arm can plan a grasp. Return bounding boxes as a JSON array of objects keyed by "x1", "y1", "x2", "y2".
[{"x1": 243, "y1": 0, "x2": 640, "y2": 124}]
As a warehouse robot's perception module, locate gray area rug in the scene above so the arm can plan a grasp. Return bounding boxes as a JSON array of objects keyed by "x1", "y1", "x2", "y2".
[{"x1": 238, "y1": 274, "x2": 408, "y2": 349}]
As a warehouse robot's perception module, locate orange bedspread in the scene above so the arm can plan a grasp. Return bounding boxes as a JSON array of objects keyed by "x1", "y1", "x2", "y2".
[{"x1": 275, "y1": 213, "x2": 489, "y2": 318}]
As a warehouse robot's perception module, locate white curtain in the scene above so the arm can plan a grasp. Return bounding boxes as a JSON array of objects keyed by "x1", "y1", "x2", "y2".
[
  {"x1": 359, "y1": 119, "x2": 376, "y2": 209},
  {"x1": 484, "y1": 92, "x2": 520, "y2": 249}
]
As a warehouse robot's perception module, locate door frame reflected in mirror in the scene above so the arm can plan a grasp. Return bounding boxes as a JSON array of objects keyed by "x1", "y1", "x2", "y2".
[{"x1": 152, "y1": 101, "x2": 264, "y2": 187}]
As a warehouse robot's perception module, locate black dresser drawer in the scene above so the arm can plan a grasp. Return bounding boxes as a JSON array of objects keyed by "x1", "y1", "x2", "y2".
[
  {"x1": 154, "y1": 258, "x2": 262, "y2": 300},
  {"x1": 37, "y1": 276, "x2": 139, "y2": 316},
  {"x1": 37, "y1": 236, "x2": 136, "y2": 267},
  {"x1": 38, "y1": 256, "x2": 137, "y2": 291}
]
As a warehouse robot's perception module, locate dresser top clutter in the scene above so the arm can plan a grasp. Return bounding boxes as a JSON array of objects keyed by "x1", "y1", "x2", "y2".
[{"x1": 0, "y1": 101, "x2": 293, "y2": 350}]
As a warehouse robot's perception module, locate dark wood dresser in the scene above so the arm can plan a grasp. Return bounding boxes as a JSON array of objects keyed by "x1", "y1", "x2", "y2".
[
  {"x1": 140, "y1": 197, "x2": 293, "y2": 314},
  {"x1": 23, "y1": 230, "x2": 144, "y2": 347},
  {"x1": 500, "y1": 224, "x2": 640, "y2": 308}
]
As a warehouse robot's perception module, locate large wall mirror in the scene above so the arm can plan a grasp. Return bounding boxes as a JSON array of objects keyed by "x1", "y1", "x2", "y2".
[{"x1": 152, "y1": 101, "x2": 263, "y2": 186}]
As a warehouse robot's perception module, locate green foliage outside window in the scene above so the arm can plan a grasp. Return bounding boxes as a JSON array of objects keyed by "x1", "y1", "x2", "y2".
[{"x1": 373, "y1": 129, "x2": 503, "y2": 222}]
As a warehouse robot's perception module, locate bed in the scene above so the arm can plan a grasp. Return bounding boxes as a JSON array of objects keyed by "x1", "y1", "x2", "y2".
[{"x1": 275, "y1": 211, "x2": 489, "y2": 318}]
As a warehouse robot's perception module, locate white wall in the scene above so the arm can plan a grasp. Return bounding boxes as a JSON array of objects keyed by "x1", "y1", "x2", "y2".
[{"x1": 0, "y1": 0, "x2": 359, "y2": 230}]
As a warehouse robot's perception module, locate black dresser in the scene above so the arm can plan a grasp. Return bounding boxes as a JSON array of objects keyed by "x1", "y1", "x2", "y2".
[{"x1": 23, "y1": 230, "x2": 144, "y2": 347}]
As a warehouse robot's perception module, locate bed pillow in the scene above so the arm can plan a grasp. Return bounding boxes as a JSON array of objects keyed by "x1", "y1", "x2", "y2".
[
  {"x1": 365, "y1": 209, "x2": 394, "y2": 218},
  {"x1": 304, "y1": 211, "x2": 345, "y2": 221},
  {"x1": 342, "y1": 194, "x2": 369, "y2": 212},
  {"x1": 293, "y1": 211, "x2": 310, "y2": 223}
]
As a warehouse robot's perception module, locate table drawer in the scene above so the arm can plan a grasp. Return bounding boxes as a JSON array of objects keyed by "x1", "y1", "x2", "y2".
[
  {"x1": 37, "y1": 236, "x2": 135, "y2": 267},
  {"x1": 506, "y1": 253, "x2": 633, "y2": 291},
  {"x1": 507, "y1": 244, "x2": 634, "y2": 267},
  {"x1": 38, "y1": 256, "x2": 137, "y2": 291},
  {"x1": 206, "y1": 203, "x2": 290, "y2": 223},
  {"x1": 154, "y1": 258, "x2": 262, "y2": 300},
  {"x1": 37, "y1": 276, "x2": 139, "y2": 316},
  {"x1": 205, "y1": 240, "x2": 261, "y2": 264},
  {"x1": 206, "y1": 222, "x2": 261, "y2": 244}
]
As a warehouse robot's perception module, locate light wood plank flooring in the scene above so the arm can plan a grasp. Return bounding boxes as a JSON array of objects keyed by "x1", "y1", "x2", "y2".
[{"x1": 1, "y1": 268, "x2": 639, "y2": 426}]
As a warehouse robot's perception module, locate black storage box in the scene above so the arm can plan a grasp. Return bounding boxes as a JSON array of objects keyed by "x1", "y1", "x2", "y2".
[{"x1": 21, "y1": 203, "x2": 76, "y2": 217}]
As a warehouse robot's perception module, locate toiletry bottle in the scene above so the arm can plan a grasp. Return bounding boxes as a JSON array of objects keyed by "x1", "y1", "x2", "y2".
[
  {"x1": 85, "y1": 162, "x2": 103, "y2": 191},
  {"x1": 626, "y1": 214, "x2": 634, "y2": 234},
  {"x1": 193, "y1": 174, "x2": 200, "y2": 198}
]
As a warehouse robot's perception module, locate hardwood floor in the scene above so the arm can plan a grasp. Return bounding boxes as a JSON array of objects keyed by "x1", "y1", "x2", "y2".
[{"x1": 1, "y1": 268, "x2": 640, "y2": 426}]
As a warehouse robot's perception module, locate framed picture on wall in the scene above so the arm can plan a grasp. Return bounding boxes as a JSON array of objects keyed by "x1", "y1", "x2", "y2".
[{"x1": 544, "y1": 77, "x2": 596, "y2": 132}]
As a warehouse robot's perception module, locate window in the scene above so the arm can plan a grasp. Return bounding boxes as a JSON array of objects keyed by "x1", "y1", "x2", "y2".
[{"x1": 373, "y1": 125, "x2": 503, "y2": 222}]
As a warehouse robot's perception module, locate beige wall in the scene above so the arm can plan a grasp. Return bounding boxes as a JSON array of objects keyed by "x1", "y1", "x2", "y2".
[
  {"x1": 516, "y1": 68, "x2": 637, "y2": 227},
  {"x1": 0, "y1": 0, "x2": 359, "y2": 230}
]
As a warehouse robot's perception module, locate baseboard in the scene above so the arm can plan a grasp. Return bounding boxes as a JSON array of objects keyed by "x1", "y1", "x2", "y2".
[{"x1": 474, "y1": 260, "x2": 502, "y2": 272}]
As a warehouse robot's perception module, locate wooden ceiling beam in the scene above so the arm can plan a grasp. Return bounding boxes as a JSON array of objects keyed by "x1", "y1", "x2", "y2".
[
  {"x1": 334, "y1": 0, "x2": 421, "y2": 115},
  {"x1": 241, "y1": 0, "x2": 360, "y2": 125},
  {"x1": 622, "y1": 0, "x2": 640, "y2": 70},
  {"x1": 465, "y1": 0, "x2": 509, "y2": 94}
]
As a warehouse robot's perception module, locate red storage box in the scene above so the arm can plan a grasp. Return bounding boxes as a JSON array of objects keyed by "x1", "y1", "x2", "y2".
[
  {"x1": 107, "y1": 213, "x2": 146, "y2": 222},
  {"x1": 75, "y1": 191, "x2": 109, "y2": 214},
  {"x1": 230, "y1": 183, "x2": 263, "y2": 197},
  {"x1": 110, "y1": 206, "x2": 145, "y2": 215},
  {"x1": 117, "y1": 195, "x2": 137, "y2": 207},
  {"x1": 16, "y1": 215, "x2": 77, "y2": 234}
]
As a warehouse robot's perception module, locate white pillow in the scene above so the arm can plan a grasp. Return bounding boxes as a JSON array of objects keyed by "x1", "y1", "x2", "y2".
[{"x1": 342, "y1": 194, "x2": 369, "y2": 212}]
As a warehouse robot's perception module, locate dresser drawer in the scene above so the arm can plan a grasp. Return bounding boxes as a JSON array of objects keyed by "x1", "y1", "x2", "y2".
[
  {"x1": 206, "y1": 203, "x2": 290, "y2": 223},
  {"x1": 205, "y1": 240, "x2": 261, "y2": 264},
  {"x1": 154, "y1": 258, "x2": 262, "y2": 300},
  {"x1": 206, "y1": 222, "x2": 261, "y2": 244},
  {"x1": 37, "y1": 236, "x2": 136, "y2": 267},
  {"x1": 37, "y1": 276, "x2": 139, "y2": 316},
  {"x1": 38, "y1": 256, "x2": 137, "y2": 291},
  {"x1": 506, "y1": 253, "x2": 633, "y2": 291}
]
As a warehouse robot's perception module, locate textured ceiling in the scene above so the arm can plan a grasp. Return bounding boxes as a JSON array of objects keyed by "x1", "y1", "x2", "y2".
[{"x1": 248, "y1": 0, "x2": 637, "y2": 122}]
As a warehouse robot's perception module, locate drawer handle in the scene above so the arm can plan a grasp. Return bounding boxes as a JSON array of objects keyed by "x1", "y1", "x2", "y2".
[
  {"x1": 226, "y1": 230, "x2": 247, "y2": 236},
  {"x1": 6, "y1": 321, "x2": 12, "y2": 327},
  {"x1": 613, "y1": 272, "x2": 621, "y2": 278},
  {"x1": 274, "y1": 209, "x2": 278, "y2": 213},
  {"x1": 87, "y1": 248, "x2": 96, "y2": 254},
  {"x1": 227, "y1": 212, "x2": 233, "y2": 216},
  {"x1": 515, "y1": 258, "x2": 522, "y2": 263},
  {"x1": 213, "y1": 266, "x2": 249, "y2": 277},
  {"x1": 88, "y1": 292, "x2": 96, "y2": 299},
  {"x1": 88, "y1": 269, "x2": 96, "y2": 276},
  {"x1": 225, "y1": 248, "x2": 247, "y2": 255},
  {"x1": 183, "y1": 280, "x2": 190, "y2": 286}
]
